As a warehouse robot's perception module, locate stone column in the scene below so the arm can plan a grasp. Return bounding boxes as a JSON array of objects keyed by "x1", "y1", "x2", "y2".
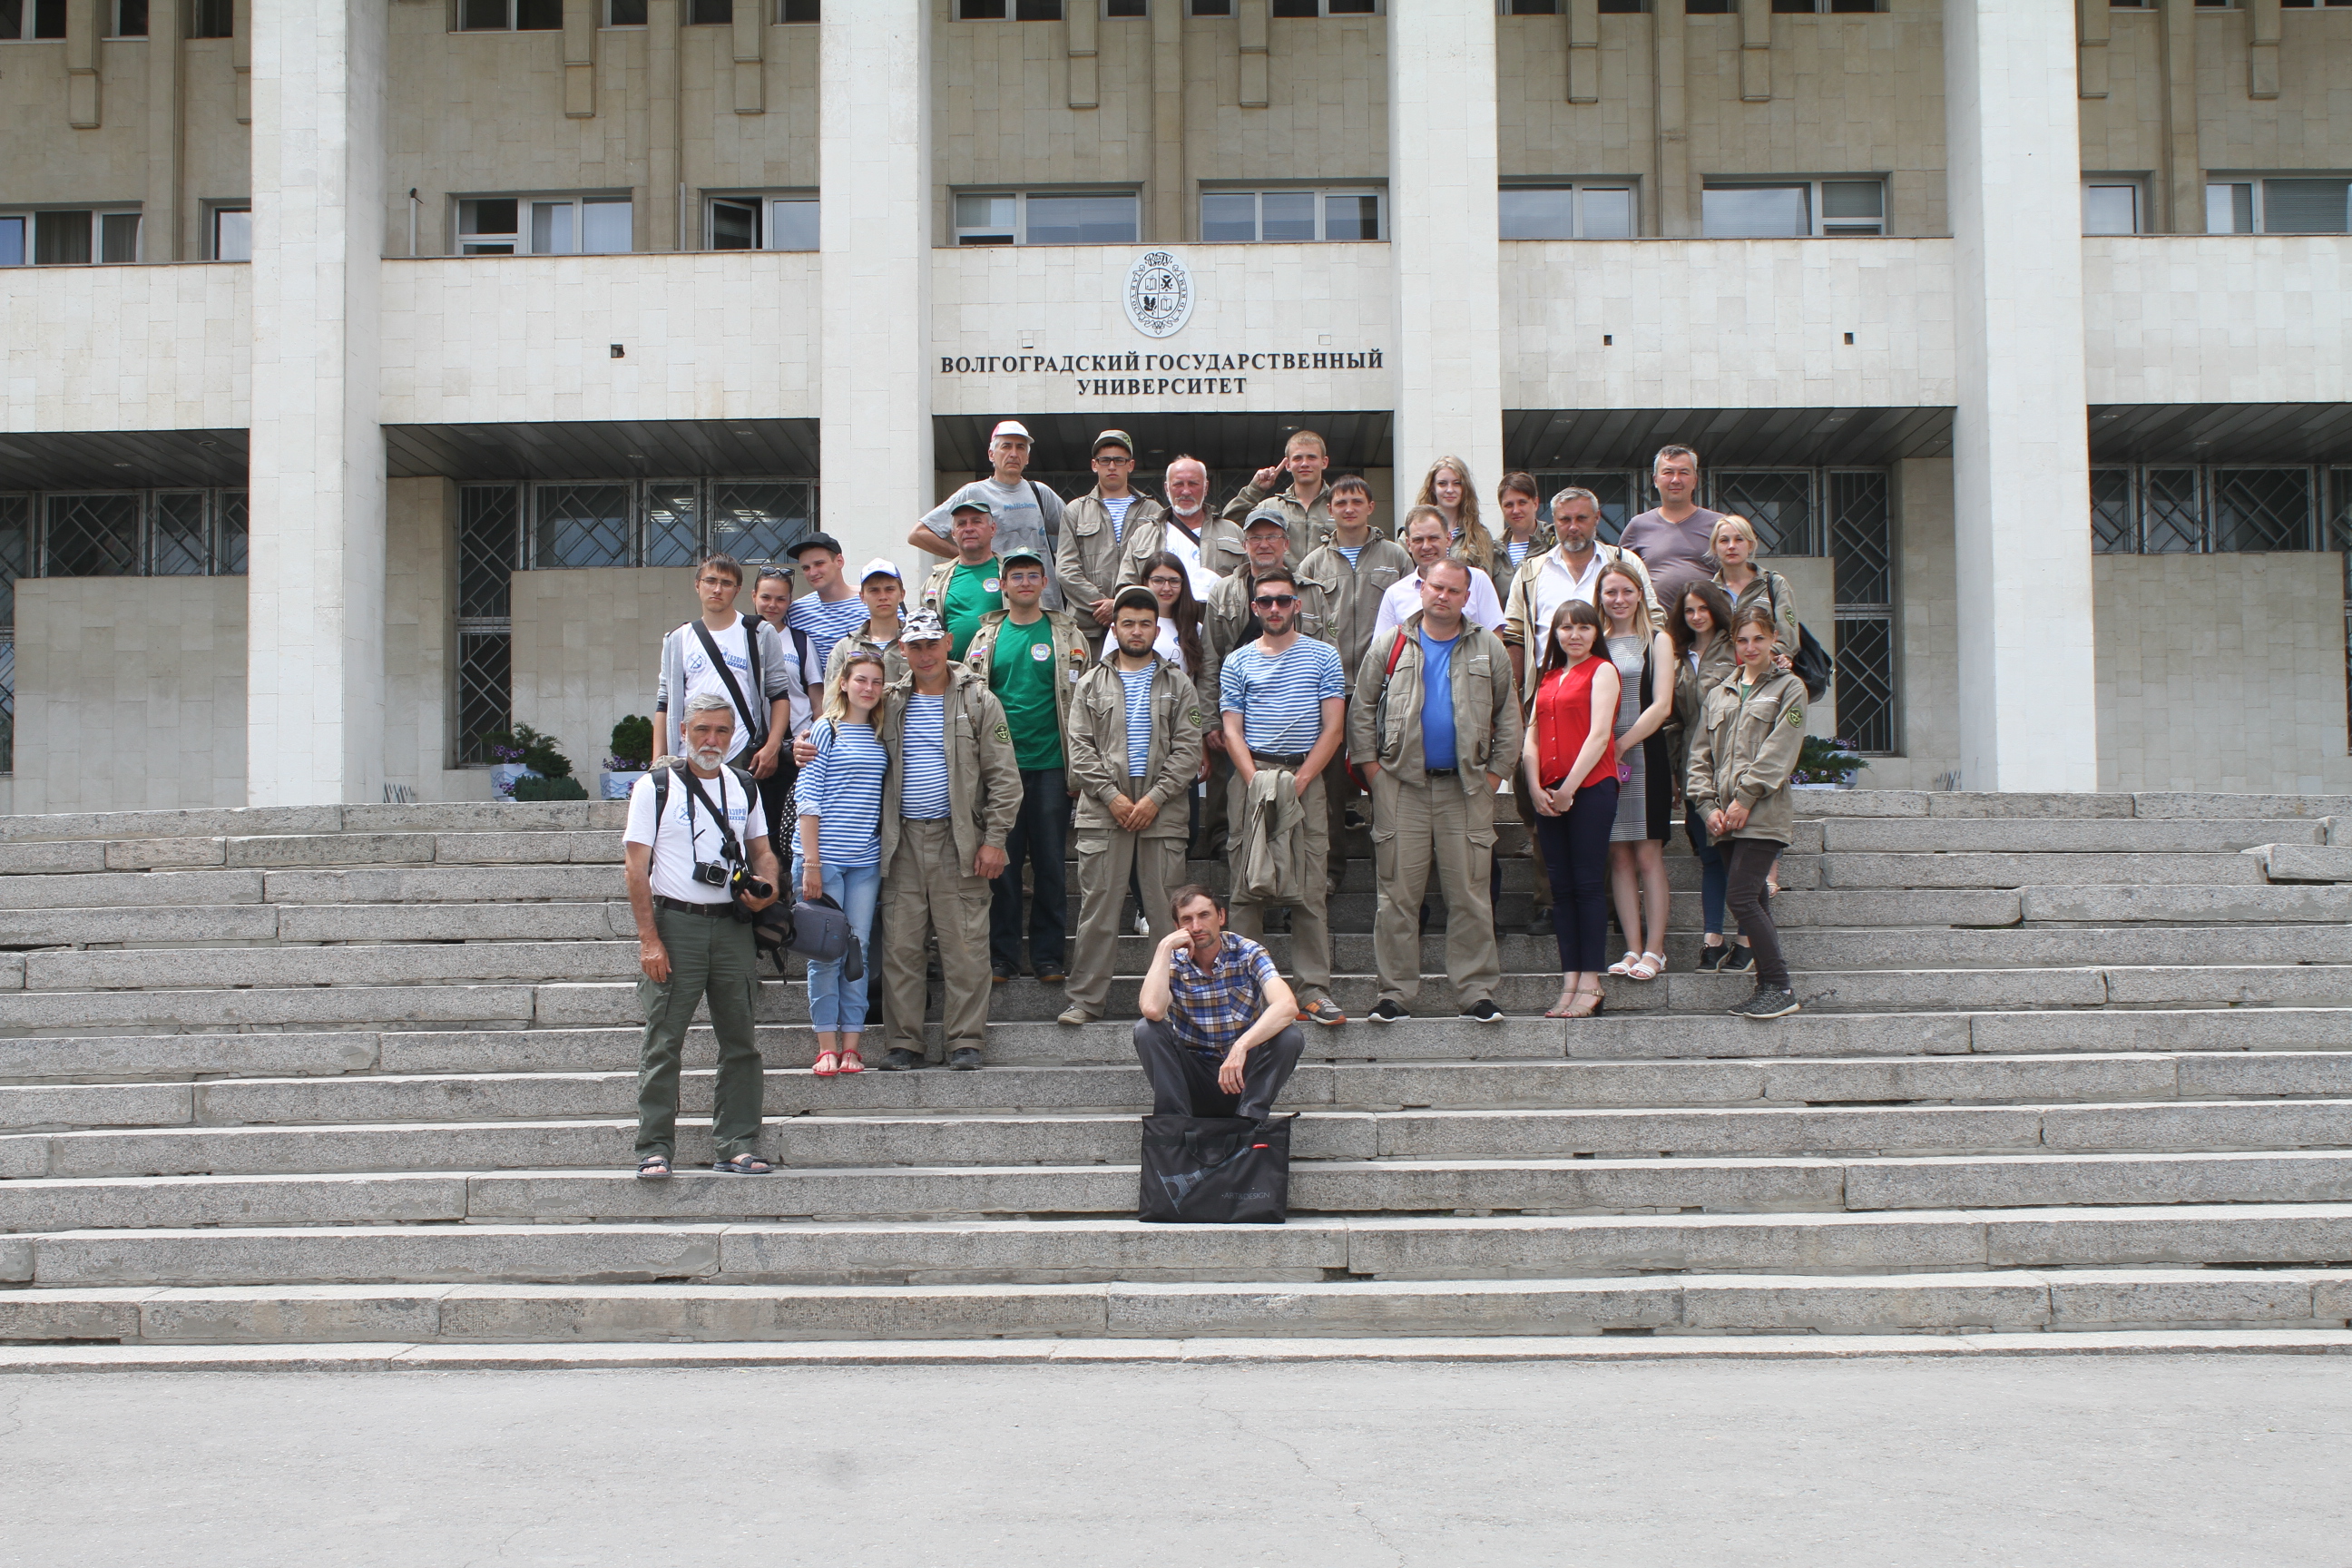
[
  {"x1": 1387, "y1": 0, "x2": 1503, "y2": 497},
  {"x1": 1944, "y1": 0, "x2": 2097, "y2": 792},
  {"x1": 820, "y1": 0, "x2": 932, "y2": 567},
  {"x1": 247, "y1": 0, "x2": 387, "y2": 806}
]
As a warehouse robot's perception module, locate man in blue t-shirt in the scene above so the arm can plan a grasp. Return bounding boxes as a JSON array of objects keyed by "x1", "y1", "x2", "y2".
[{"x1": 1347, "y1": 558, "x2": 1523, "y2": 1025}]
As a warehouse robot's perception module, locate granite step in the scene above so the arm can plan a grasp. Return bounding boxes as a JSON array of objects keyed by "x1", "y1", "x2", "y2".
[
  {"x1": 15, "y1": 1202, "x2": 2352, "y2": 1289},
  {"x1": 1819, "y1": 819, "x2": 2323, "y2": 855},
  {"x1": 5, "y1": 1267, "x2": 2347, "y2": 1345},
  {"x1": 1819, "y1": 853, "x2": 2267, "y2": 889}
]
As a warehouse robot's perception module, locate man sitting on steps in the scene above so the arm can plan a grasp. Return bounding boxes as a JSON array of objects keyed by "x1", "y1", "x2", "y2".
[{"x1": 1134, "y1": 884, "x2": 1305, "y2": 1125}]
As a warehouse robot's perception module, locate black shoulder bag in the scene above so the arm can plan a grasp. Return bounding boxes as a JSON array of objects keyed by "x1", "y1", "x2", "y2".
[{"x1": 1764, "y1": 573, "x2": 1835, "y2": 703}]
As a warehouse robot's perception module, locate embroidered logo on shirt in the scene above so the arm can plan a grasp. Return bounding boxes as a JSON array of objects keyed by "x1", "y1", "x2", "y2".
[
  {"x1": 995, "y1": 721, "x2": 1012, "y2": 742},
  {"x1": 983, "y1": 578, "x2": 1001, "y2": 593},
  {"x1": 1031, "y1": 643, "x2": 1054, "y2": 662},
  {"x1": 1784, "y1": 704, "x2": 1807, "y2": 728}
]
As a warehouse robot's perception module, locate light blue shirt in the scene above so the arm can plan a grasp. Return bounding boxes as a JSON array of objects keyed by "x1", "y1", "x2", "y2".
[
  {"x1": 796, "y1": 718, "x2": 887, "y2": 867},
  {"x1": 1220, "y1": 636, "x2": 1345, "y2": 757},
  {"x1": 900, "y1": 694, "x2": 950, "y2": 819},
  {"x1": 788, "y1": 593, "x2": 869, "y2": 678},
  {"x1": 1117, "y1": 666, "x2": 1154, "y2": 779},
  {"x1": 1417, "y1": 628, "x2": 1459, "y2": 771}
]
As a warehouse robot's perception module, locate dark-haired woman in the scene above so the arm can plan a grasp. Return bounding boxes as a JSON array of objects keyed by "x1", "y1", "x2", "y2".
[
  {"x1": 1665, "y1": 581, "x2": 1740, "y2": 969},
  {"x1": 1524, "y1": 599, "x2": 1621, "y2": 1019}
]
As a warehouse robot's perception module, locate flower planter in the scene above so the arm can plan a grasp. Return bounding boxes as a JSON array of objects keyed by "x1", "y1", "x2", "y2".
[
  {"x1": 602, "y1": 769, "x2": 647, "y2": 800},
  {"x1": 488, "y1": 764, "x2": 539, "y2": 799}
]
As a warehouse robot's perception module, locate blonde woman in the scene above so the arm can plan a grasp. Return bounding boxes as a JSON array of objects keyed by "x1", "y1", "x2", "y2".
[
  {"x1": 1710, "y1": 514, "x2": 1800, "y2": 656},
  {"x1": 795, "y1": 650, "x2": 891, "y2": 1077},
  {"x1": 1416, "y1": 456, "x2": 1501, "y2": 584},
  {"x1": 1598, "y1": 560, "x2": 1677, "y2": 982}
]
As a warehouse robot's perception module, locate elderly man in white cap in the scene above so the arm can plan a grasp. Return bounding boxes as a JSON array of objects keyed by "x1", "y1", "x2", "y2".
[{"x1": 910, "y1": 417, "x2": 1064, "y2": 611}]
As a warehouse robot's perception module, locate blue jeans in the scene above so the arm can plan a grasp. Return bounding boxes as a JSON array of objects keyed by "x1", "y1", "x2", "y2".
[
  {"x1": 1685, "y1": 808, "x2": 1729, "y2": 937},
  {"x1": 991, "y1": 766, "x2": 1071, "y2": 973},
  {"x1": 791, "y1": 858, "x2": 879, "y2": 1033}
]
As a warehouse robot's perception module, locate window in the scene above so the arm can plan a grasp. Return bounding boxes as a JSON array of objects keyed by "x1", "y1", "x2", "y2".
[
  {"x1": 956, "y1": 0, "x2": 1064, "y2": 17},
  {"x1": 464, "y1": 477, "x2": 818, "y2": 578},
  {"x1": 1, "y1": 0, "x2": 66, "y2": 38},
  {"x1": 956, "y1": 191, "x2": 1138, "y2": 246},
  {"x1": 111, "y1": 0, "x2": 147, "y2": 36},
  {"x1": 0, "y1": 488, "x2": 244, "y2": 585},
  {"x1": 456, "y1": 197, "x2": 632, "y2": 256},
  {"x1": 707, "y1": 196, "x2": 819, "y2": 252},
  {"x1": 1103, "y1": 0, "x2": 1146, "y2": 12},
  {"x1": 2091, "y1": 465, "x2": 2321, "y2": 554},
  {"x1": 1200, "y1": 189, "x2": 1383, "y2": 242},
  {"x1": 457, "y1": 0, "x2": 563, "y2": 30},
  {"x1": 687, "y1": 0, "x2": 729, "y2": 21},
  {"x1": 606, "y1": 0, "x2": 645, "y2": 22},
  {"x1": 210, "y1": 205, "x2": 250, "y2": 261},
  {"x1": 1190, "y1": 0, "x2": 1230, "y2": 11},
  {"x1": 0, "y1": 210, "x2": 142, "y2": 265},
  {"x1": 184, "y1": 0, "x2": 229, "y2": 35},
  {"x1": 2082, "y1": 181, "x2": 2141, "y2": 236},
  {"x1": 2207, "y1": 177, "x2": 2351, "y2": 234},
  {"x1": 2281, "y1": 1, "x2": 2352, "y2": 8},
  {"x1": 1702, "y1": 180, "x2": 1884, "y2": 238},
  {"x1": 779, "y1": 0, "x2": 819, "y2": 15},
  {"x1": 1770, "y1": 0, "x2": 1881, "y2": 11},
  {"x1": 1269, "y1": 0, "x2": 1377, "y2": 13},
  {"x1": 1685, "y1": 0, "x2": 1733, "y2": 12},
  {"x1": 1500, "y1": 182, "x2": 1636, "y2": 240}
]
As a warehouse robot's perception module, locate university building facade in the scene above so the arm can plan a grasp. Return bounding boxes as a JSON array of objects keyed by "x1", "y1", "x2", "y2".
[{"x1": 1, "y1": 0, "x2": 2347, "y2": 811}]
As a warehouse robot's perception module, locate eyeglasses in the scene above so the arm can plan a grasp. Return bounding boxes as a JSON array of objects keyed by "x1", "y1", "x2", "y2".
[
  {"x1": 1093, "y1": 456, "x2": 1134, "y2": 466},
  {"x1": 1251, "y1": 594, "x2": 1298, "y2": 609},
  {"x1": 1148, "y1": 576, "x2": 1183, "y2": 591}
]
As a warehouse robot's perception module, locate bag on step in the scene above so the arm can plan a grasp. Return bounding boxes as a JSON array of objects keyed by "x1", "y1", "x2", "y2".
[{"x1": 1137, "y1": 1113, "x2": 1294, "y2": 1225}]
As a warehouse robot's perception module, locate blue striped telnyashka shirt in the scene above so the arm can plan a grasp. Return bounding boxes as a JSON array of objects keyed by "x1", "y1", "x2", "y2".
[
  {"x1": 789, "y1": 593, "x2": 870, "y2": 677},
  {"x1": 795, "y1": 718, "x2": 887, "y2": 867},
  {"x1": 1117, "y1": 665, "x2": 1154, "y2": 779},
  {"x1": 1220, "y1": 637, "x2": 1345, "y2": 756},
  {"x1": 899, "y1": 693, "x2": 951, "y2": 819}
]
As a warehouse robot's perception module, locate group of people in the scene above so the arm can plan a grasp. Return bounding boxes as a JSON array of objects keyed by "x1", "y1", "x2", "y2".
[{"x1": 617, "y1": 427, "x2": 1810, "y2": 1177}]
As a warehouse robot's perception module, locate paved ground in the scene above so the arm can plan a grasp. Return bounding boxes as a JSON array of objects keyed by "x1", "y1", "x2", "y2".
[{"x1": 4, "y1": 1354, "x2": 2348, "y2": 1566}]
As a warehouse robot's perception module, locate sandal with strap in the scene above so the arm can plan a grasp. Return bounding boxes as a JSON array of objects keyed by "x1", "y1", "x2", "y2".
[
  {"x1": 1606, "y1": 951, "x2": 1639, "y2": 977},
  {"x1": 712, "y1": 1152, "x2": 772, "y2": 1175},
  {"x1": 811, "y1": 1050, "x2": 841, "y2": 1078},
  {"x1": 837, "y1": 1048, "x2": 865, "y2": 1074},
  {"x1": 1630, "y1": 951, "x2": 1665, "y2": 981},
  {"x1": 1565, "y1": 985, "x2": 1606, "y2": 1020},
  {"x1": 635, "y1": 1154, "x2": 672, "y2": 1181},
  {"x1": 1545, "y1": 985, "x2": 1580, "y2": 1020}
]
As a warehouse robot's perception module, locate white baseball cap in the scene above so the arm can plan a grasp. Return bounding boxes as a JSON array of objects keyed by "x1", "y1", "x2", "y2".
[
  {"x1": 858, "y1": 558, "x2": 903, "y2": 584},
  {"x1": 990, "y1": 420, "x2": 1034, "y2": 442}
]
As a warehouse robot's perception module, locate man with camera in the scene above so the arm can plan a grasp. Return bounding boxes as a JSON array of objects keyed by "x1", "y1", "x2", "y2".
[{"x1": 622, "y1": 692, "x2": 783, "y2": 1179}]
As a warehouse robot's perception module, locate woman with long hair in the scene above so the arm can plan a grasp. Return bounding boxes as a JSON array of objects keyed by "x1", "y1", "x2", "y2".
[
  {"x1": 1710, "y1": 514, "x2": 1799, "y2": 655},
  {"x1": 1139, "y1": 550, "x2": 1206, "y2": 677},
  {"x1": 1665, "y1": 581, "x2": 1740, "y2": 969},
  {"x1": 1599, "y1": 559, "x2": 1678, "y2": 982},
  {"x1": 794, "y1": 649, "x2": 891, "y2": 1078},
  {"x1": 1524, "y1": 599, "x2": 1621, "y2": 1019},
  {"x1": 1686, "y1": 604, "x2": 1808, "y2": 1020},
  {"x1": 1493, "y1": 471, "x2": 1555, "y2": 578},
  {"x1": 1416, "y1": 456, "x2": 1499, "y2": 579}
]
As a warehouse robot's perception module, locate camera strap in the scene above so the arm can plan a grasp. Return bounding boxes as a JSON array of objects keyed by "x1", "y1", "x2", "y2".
[{"x1": 675, "y1": 765, "x2": 745, "y2": 867}]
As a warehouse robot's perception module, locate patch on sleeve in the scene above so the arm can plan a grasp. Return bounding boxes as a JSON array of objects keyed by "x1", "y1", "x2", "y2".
[
  {"x1": 1784, "y1": 704, "x2": 1807, "y2": 729},
  {"x1": 1186, "y1": 707, "x2": 1202, "y2": 730},
  {"x1": 995, "y1": 720, "x2": 1012, "y2": 743}
]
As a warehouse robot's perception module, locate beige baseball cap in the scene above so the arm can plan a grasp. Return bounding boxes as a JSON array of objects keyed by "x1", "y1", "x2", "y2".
[{"x1": 990, "y1": 420, "x2": 1034, "y2": 442}]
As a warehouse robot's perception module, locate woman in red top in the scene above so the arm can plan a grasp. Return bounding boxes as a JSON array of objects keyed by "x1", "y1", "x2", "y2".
[{"x1": 1522, "y1": 599, "x2": 1622, "y2": 1019}]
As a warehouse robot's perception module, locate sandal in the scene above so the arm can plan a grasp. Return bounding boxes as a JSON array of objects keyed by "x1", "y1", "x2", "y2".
[
  {"x1": 635, "y1": 1154, "x2": 671, "y2": 1180},
  {"x1": 812, "y1": 1050, "x2": 841, "y2": 1078},
  {"x1": 1606, "y1": 951, "x2": 1639, "y2": 977},
  {"x1": 1564, "y1": 985, "x2": 1605, "y2": 1020},
  {"x1": 712, "y1": 1152, "x2": 772, "y2": 1175},
  {"x1": 1630, "y1": 951, "x2": 1665, "y2": 981},
  {"x1": 1545, "y1": 986, "x2": 1580, "y2": 1020},
  {"x1": 837, "y1": 1048, "x2": 864, "y2": 1074}
]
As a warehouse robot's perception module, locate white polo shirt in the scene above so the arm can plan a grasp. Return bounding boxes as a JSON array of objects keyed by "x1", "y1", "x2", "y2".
[
  {"x1": 1373, "y1": 564, "x2": 1505, "y2": 639},
  {"x1": 624, "y1": 766, "x2": 769, "y2": 905}
]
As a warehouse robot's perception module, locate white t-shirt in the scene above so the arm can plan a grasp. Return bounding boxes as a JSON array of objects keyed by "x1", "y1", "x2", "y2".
[
  {"x1": 1374, "y1": 565, "x2": 1506, "y2": 638},
  {"x1": 623, "y1": 767, "x2": 770, "y2": 905},
  {"x1": 680, "y1": 621, "x2": 758, "y2": 761},
  {"x1": 1161, "y1": 513, "x2": 1223, "y2": 599},
  {"x1": 1154, "y1": 615, "x2": 1189, "y2": 672}
]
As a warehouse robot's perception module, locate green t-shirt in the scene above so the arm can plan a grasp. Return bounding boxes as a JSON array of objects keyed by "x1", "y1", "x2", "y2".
[
  {"x1": 942, "y1": 560, "x2": 1004, "y2": 661},
  {"x1": 987, "y1": 614, "x2": 1066, "y2": 770}
]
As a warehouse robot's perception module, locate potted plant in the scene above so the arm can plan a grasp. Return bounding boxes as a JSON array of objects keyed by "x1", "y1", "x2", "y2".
[
  {"x1": 1791, "y1": 735, "x2": 1867, "y2": 791},
  {"x1": 477, "y1": 727, "x2": 536, "y2": 799},
  {"x1": 603, "y1": 714, "x2": 654, "y2": 800},
  {"x1": 509, "y1": 724, "x2": 589, "y2": 801}
]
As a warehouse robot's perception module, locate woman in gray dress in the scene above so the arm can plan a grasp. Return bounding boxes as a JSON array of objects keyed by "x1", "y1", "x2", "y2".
[{"x1": 1599, "y1": 561, "x2": 1679, "y2": 981}]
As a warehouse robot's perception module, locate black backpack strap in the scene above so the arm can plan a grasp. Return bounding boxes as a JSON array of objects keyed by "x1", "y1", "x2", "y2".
[
  {"x1": 688, "y1": 619, "x2": 765, "y2": 748},
  {"x1": 740, "y1": 613, "x2": 766, "y2": 730}
]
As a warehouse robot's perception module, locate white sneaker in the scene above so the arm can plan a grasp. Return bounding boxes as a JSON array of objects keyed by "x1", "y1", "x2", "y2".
[{"x1": 1132, "y1": 912, "x2": 1149, "y2": 936}]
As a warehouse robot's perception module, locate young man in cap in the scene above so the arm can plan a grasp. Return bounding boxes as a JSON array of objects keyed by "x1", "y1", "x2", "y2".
[
  {"x1": 962, "y1": 547, "x2": 1090, "y2": 985},
  {"x1": 784, "y1": 532, "x2": 867, "y2": 697},
  {"x1": 1060, "y1": 584, "x2": 1206, "y2": 1026},
  {"x1": 818, "y1": 559, "x2": 912, "y2": 693},
  {"x1": 876, "y1": 608, "x2": 1023, "y2": 1070},
  {"x1": 1057, "y1": 428, "x2": 1167, "y2": 655},
  {"x1": 920, "y1": 500, "x2": 1004, "y2": 661},
  {"x1": 1220, "y1": 428, "x2": 1338, "y2": 557},
  {"x1": 1350, "y1": 558, "x2": 1521, "y2": 1025},
  {"x1": 913, "y1": 418, "x2": 1065, "y2": 610}
]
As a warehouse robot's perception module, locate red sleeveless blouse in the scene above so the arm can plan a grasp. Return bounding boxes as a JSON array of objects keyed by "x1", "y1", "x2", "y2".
[{"x1": 1535, "y1": 656, "x2": 1615, "y2": 790}]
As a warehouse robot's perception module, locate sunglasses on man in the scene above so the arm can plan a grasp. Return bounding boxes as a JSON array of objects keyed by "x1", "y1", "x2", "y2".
[{"x1": 1251, "y1": 593, "x2": 1298, "y2": 609}]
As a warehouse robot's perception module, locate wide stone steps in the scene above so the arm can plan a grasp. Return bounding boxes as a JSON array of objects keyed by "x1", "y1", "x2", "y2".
[
  {"x1": 11, "y1": 1203, "x2": 2352, "y2": 1289},
  {"x1": 8, "y1": 1099, "x2": 2352, "y2": 1180},
  {"x1": 5, "y1": 1267, "x2": 2350, "y2": 1346}
]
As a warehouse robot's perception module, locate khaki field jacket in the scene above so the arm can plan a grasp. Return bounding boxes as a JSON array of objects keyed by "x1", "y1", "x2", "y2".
[
  {"x1": 1347, "y1": 613, "x2": 1523, "y2": 795},
  {"x1": 877, "y1": 664, "x2": 1024, "y2": 868},
  {"x1": 1065, "y1": 655, "x2": 1206, "y2": 838},
  {"x1": 961, "y1": 606, "x2": 1093, "y2": 742},
  {"x1": 1218, "y1": 481, "x2": 1338, "y2": 559},
  {"x1": 823, "y1": 619, "x2": 908, "y2": 690},
  {"x1": 1500, "y1": 543, "x2": 1664, "y2": 697},
  {"x1": 1112, "y1": 510, "x2": 1250, "y2": 587},
  {"x1": 1057, "y1": 490, "x2": 1168, "y2": 620},
  {"x1": 920, "y1": 554, "x2": 1000, "y2": 618},
  {"x1": 1684, "y1": 667, "x2": 1808, "y2": 848},
  {"x1": 1298, "y1": 534, "x2": 1415, "y2": 694}
]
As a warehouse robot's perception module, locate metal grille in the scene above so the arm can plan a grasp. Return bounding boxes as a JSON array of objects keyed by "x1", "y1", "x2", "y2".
[
  {"x1": 533, "y1": 484, "x2": 632, "y2": 569},
  {"x1": 457, "y1": 485, "x2": 520, "y2": 619},
  {"x1": 455, "y1": 632, "x2": 512, "y2": 766},
  {"x1": 1833, "y1": 612, "x2": 1896, "y2": 755},
  {"x1": 706, "y1": 481, "x2": 813, "y2": 564},
  {"x1": 1827, "y1": 469, "x2": 1892, "y2": 606},
  {"x1": 44, "y1": 493, "x2": 142, "y2": 576},
  {"x1": 151, "y1": 491, "x2": 210, "y2": 576},
  {"x1": 644, "y1": 483, "x2": 701, "y2": 567},
  {"x1": 1710, "y1": 470, "x2": 1816, "y2": 557},
  {"x1": 0, "y1": 496, "x2": 25, "y2": 631},
  {"x1": 2210, "y1": 467, "x2": 2313, "y2": 553},
  {"x1": 218, "y1": 491, "x2": 247, "y2": 575},
  {"x1": 1534, "y1": 471, "x2": 1637, "y2": 544},
  {"x1": 2141, "y1": 468, "x2": 2203, "y2": 554},
  {"x1": 2091, "y1": 467, "x2": 2134, "y2": 554},
  {"x1": 0, "y1": 637, "x2": 15, "y2": 777}
]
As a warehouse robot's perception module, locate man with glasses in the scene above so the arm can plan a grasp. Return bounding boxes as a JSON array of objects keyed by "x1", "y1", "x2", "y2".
[
  {"x1": 1617, "y1": 444, "x2": 1723, "y2": 608},
  {"x1": 1057, "y1": 428, "x2": 1167, "y2": 656}
]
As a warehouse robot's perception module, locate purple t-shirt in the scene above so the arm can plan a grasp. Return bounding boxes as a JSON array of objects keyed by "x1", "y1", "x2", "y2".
[{"x1": 1617, "y1": 505, "x2": 1723, "y2": 608}]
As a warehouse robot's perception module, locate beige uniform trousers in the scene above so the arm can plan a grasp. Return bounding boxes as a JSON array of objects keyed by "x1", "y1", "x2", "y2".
[
  {"x1": 1369, "y1": 771, "x2": 1502, "y2": 1009},
  {"x1": 1066, "y1": 777, "x2": 1186, "y2": 1015},
  {"x1": 1226, "y1": 766, "x2": 1334, "y2": 1004},
  {"x1": 881, "y1": 817, "x2": 994, "y2": 1061}
]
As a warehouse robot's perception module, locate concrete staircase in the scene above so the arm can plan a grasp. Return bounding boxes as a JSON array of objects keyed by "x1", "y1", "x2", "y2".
[{"x1": 4, "y1": 791, "x2": 2352, "y2": 1354}]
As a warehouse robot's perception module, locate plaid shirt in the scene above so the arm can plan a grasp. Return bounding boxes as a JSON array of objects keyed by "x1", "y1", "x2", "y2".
[{"x1": 1165, "y1": 933, "x2": 1283, "y2": 1058}]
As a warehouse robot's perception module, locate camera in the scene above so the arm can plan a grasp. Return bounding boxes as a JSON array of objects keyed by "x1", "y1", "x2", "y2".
[
  {"x1": 691, "y1": 861, "x2": 730, "y2": 888},
  {"x1": 731, "y1": 870, "x2": 773, "y2": 902}
]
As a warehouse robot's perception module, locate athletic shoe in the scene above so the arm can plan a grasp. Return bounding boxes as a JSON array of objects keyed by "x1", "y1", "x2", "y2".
[
  {"x1": 1035, "y1": 968, "x2": 1066, "y2": 985},
  {"x1": 1525, "y1": 908, "x2": 1553, "y2": 937},
  {"x1": 1730, "y1": 987, "x2": 1801, "y2": 1021},
  {"x1": 991, "y1": 965, "x2": 1014, "y2": 985},
  {"x1": 1056, "y1": 1004, "x2": 1097, "y2": 1026},
  {"x1": 1302, "y1": 998, "x2": 1347, "y2": 1027},
  {"x1": 1696, "y1": 943, "x2": 1729, "y2": 973},
  {"x1": 1459, "y1": 999, "x2": 1504, "y2": 1024},
  {"x1": 1718, "y1": 944, "x2": 1755, "y2": 974},
  {"x1": 1367, "y1": 999, "x2": 1409, "y2": 1024}
]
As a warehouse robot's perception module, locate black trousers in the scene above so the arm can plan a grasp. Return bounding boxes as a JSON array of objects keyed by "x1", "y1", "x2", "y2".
[
  {"x1": 1724, "y1": 837, "x2": 1790, "y2": 988},
  {"x1": 1534, "y1": 777, "x2": 1618, "y2": 973},
  {"x1": 1132, "y1": 1016, "x2": 1304, "y2": 1123}
]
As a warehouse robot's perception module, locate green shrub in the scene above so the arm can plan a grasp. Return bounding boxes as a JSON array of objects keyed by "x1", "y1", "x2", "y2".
[
  {"x1": 512, "y1": 774, "x2": 590, "y2": 802},
  {"x1": 1792, "y1": 735, "x2": 1867, "y2": 787},
  {"x1": 608, "y1": 714, "x2": 654, "y2": 770}
]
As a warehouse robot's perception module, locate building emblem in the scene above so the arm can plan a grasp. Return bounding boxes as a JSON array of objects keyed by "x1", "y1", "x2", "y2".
[{"x1": 1123, "y1": 250, "x2": 1194, "y2": 339}]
